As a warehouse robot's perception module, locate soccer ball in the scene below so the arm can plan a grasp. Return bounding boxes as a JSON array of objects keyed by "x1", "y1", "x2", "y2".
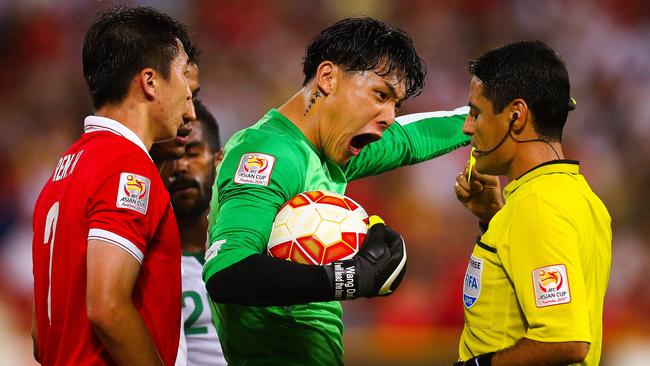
[{"x1": 267, "y1": 190, "x2": 369, "y2": 265}]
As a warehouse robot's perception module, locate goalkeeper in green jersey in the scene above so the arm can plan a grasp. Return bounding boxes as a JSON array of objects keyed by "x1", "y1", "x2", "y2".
[{"x1": 203, "y1": 17, "x2": 469, "y2": 365}]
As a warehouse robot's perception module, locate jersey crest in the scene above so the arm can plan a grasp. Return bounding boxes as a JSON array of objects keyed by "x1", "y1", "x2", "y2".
[
  {"x1": 463, "y1": 254, "x2": 483, "y2": 308},
  {"x1": 233, "y1": 153, "x2": 276, "y2": 186},
  {"x1": 116, "y1": 172, "x2": 151, "y2": 214},
  {"x1": 532, "y1": 264, "x2": 571, "y2": 307}
]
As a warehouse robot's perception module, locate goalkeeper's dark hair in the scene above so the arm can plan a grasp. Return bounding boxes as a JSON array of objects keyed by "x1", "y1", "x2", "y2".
[
  {"x1": 83, "y1": 6, "x2": 196, "y2": 109},
  {"x1": 303, "y1": 17, "x2": 426, "y2": 100},
  {"x1": 194, "y1": 99, "x2": 221, "y2": 152},
  {"x1": 468, "y1": 40, "x2": 571, "y2": 141}
]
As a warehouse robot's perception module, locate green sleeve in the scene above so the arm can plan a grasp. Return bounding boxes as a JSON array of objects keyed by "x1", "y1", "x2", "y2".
[
  {"x1": 343, "y1": 106, "x2": 470, "y2": 180},
  {"x1": 203, "y1": 132, "x2": 306, "y2": 280}
]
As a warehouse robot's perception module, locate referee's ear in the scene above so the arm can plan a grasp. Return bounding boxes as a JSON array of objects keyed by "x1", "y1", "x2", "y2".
[{"x1": 507, "y1": 99, "x2": 529, "y2": 135}]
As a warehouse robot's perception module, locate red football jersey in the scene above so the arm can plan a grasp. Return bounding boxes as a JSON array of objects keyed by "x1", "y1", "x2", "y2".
[{"x1": 32, "y1": 116, "x2": 181, "y2": 365}]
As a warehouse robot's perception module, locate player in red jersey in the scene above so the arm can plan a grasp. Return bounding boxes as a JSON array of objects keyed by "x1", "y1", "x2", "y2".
[{"x1": 31, "y1": 6, "x2": 193, "y2": 365}]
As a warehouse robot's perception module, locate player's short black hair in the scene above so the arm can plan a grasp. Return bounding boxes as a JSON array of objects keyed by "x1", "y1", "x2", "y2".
[
  {"x1": 468, "y1": 40, "x2": 571, "y2": 140},
  {"x1": 303, "y1": 17, "x2": 426, "y2": 100},
  {"x1": 194, "y1": 99, "x2": 221, "y2": 152},
  {"x1": 82, "y1": 6, "x2": 193, "y2": 109}
]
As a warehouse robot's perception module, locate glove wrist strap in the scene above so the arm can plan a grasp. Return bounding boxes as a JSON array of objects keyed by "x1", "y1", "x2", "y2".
[{"x1": 330, "y1": 261, "x2": 359, "y2": 300}]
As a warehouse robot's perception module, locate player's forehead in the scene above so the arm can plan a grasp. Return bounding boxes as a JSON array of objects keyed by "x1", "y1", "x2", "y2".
[
  {"x1": 468, "y1": 77, "x2": 489, "y2": 108},
  {"x1": 376, "y1": 58, "x2": 408, "y2": 94},
  {"x1": 360, "y1": 67, "x2": 407, "y2": 99},
  {"x1": 172, "y1": 38, "x2": 190, "y2": 67},
  {"x1": 381, "y1": 72, "x2": 406, "y2": 98}
]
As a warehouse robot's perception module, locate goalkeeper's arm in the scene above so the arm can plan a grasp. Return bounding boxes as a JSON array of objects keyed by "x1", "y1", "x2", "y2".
[{"x1": 205, "y1": 219, "x2": 406, "y2": 306}]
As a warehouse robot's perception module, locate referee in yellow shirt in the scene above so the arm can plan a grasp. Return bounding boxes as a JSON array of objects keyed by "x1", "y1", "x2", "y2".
[{"x1": 453, "y1": 41, "x2": 612, "y2": 366}]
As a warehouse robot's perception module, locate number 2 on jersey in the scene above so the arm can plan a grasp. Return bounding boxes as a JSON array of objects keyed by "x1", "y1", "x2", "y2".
[
  {"x1": 44, "y1": 202, "x2": 60, "y2": 322},
  {"x1": 183, "y1": 291, "x2": 208, "y2": 335}
]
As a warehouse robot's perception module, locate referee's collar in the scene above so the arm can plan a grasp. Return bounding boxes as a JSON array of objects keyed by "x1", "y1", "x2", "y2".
[
  {"x1": 83, "y1": 116, "x2": 151, "y2": 160},
  {"x1": 503, "y1": 160, "x2": 580, "y2": 199}
]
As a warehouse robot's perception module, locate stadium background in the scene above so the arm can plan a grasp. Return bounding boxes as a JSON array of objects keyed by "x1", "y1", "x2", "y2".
[{"x1": 0, "y1": 0, "x2": 648, "y2": 364}]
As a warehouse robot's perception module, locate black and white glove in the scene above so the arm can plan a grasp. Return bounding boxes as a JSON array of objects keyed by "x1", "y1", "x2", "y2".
[{"x1": 323, "y1": 216, "x2": 407, "y2": 300}]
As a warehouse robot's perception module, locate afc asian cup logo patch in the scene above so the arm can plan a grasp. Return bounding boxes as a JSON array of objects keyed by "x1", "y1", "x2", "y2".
[
  {"x1": 116, "y1": 172, "x2": 151, "y2": 214},
  {"x1": 463, "y1": 254, "x2": 483, "y2": 308},
  {"x1": 234, "y1": 153, "x2": 276, "y2": 186},
  {"x1": 532, "y1": 264, "x2": 571, "y2": 307}
]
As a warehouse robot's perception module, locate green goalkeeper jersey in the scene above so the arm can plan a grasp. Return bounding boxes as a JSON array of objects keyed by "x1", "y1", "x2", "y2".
[{"x1": 203, "y1": 108, "x2": 469, "y2": 365}]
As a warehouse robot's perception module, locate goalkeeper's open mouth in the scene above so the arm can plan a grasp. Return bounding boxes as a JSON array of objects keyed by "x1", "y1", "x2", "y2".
[{"x1": 348, "y1": 133, "x2": 381, "y2": 156}]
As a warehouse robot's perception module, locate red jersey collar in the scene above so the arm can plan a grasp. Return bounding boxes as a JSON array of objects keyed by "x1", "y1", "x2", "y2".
[{"x1": 83, "y1": 116, "x2": 151, "y2": 160}]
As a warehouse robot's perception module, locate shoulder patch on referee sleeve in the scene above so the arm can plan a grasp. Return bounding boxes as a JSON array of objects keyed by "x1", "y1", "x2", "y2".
[
  {"x1": 532, "y1": 264, "x2": 571, "y2": 307},
  {"x1": 116, "y1": 172, "x2": 151, "y2": 214},
  {"x1": 233, "y1": 153, "x2": 276, "y2": 186}
]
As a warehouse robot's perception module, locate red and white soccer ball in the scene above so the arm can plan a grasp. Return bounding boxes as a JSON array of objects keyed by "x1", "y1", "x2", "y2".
[{"x1": 267, "y1": 190, "x2": 369, "y2": 265}]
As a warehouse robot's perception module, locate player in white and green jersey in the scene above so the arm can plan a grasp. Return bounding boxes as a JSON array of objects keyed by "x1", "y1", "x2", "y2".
[
  {"x1": 203, "y1": 18, "x2": 469, "y2": 365},
  {"x1": 161, "y1": 100, "x2": 227, "y2": 366},
  {"x1": 180, "y1": 254, "x2": 225, "y2": 366}
]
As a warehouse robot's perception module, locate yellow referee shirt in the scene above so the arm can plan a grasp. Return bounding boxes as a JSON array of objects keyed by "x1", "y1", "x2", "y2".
[{"x1": 458, "y1": 161, "x2": 612, "y2": 365}]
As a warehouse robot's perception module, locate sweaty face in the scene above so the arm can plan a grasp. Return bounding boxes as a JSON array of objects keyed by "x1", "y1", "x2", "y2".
[
  {"x1": 463, "y1": 76, "x2": 512, "y2": 175},
  {"x1": 155, "y1": 40, "x2": 191, "y2": 143},
  {"x1": 162, "y1": 120, "x2": 222, "y2": 218},
  {"x1": 151, "y1": 63, "x2": 200, "y2": 161},
  {"x1": 321, "y1": 69, "x2": 406, "y2": 165}
]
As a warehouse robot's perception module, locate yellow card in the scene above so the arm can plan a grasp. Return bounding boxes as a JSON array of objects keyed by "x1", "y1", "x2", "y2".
[{"x1": 467, "y1": 147, "x2": 476, "y2": 182}]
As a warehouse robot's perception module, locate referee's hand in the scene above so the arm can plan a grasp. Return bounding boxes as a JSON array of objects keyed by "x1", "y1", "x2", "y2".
[{"x1": 454, "y1": 160, "x2": 503, "y2": 224}]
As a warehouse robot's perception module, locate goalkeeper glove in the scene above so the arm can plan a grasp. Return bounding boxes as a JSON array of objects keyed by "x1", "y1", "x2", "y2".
[{"x1": 323, "y1": 216, "x2": 407, "y2": 300}]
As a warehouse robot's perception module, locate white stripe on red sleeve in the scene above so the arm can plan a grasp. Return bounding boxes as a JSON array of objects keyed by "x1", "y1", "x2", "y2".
[{"x1": 88, "y1": 228, "x2": 144, "y2": 263}]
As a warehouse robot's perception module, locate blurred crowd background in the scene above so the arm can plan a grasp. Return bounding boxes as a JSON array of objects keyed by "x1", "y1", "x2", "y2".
[{"x1": 0, "y1": 0, "x2": 648, "y2": 365}]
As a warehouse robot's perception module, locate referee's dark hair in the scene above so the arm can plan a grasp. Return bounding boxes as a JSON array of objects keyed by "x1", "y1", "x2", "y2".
[
  {"x1": 468, "y1": 40, "x2": 571, "y2": 141},
  {"x1": 82, "y1": 6, "x2": 195, "y2": 109},
  {"x1": 302, "y1": 17, "x2": 426, "y2": 101},
  {"x1": 194, "y1": 99, "x2": 221, "y2": 153}
]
